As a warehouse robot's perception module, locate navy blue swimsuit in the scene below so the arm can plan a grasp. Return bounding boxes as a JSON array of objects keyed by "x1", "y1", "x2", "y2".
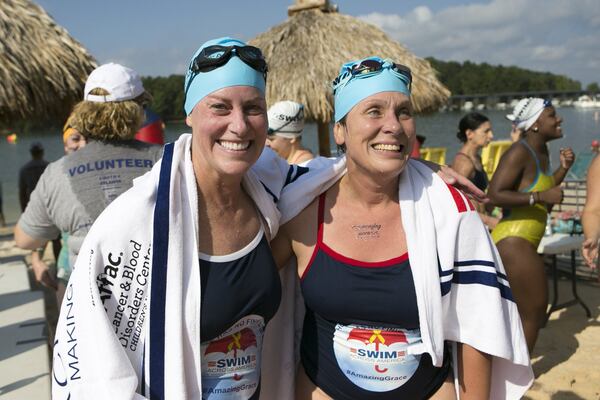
[
  {"x1": 199, "y1": 227, "x2": 281, "y2": 400},
  {"x1": 300, "y1": 194, "x2": 450, "y2": 400}
]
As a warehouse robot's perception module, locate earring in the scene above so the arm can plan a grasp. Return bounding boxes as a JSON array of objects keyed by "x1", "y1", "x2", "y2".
[{"x1": 533, "y1": 126, "x2": 539, "y2": 132}]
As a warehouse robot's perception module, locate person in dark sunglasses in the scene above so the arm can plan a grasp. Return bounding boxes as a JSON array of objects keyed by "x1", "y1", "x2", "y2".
[
  {"x1": 271, "y1": 56, "x2": 533, "y2": 400},
  {"x1": 266, "y1": 100, "x2": 314, "y2": 164}
]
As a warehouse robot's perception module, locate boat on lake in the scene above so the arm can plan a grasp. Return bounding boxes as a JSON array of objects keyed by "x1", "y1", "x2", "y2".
[{"x1": 573, "y1": 95, "x2": 600, "y2": 109}]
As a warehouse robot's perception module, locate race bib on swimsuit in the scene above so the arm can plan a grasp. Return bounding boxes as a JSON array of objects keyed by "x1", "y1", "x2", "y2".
[
  {"x1": 201, "y1": 315, "x2": 264, "y2": 399},
  {"x1": 333, "y1": 324, "x2": 422, "y2": 392}
]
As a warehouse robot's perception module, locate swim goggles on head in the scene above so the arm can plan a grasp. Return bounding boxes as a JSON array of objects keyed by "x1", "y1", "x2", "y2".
[
  {"x1": 185, "y1": 45, "x2": 268, "y2": 94},
  {"x1": 332, "y1": 59, "x2": 412, "y2": 95}
]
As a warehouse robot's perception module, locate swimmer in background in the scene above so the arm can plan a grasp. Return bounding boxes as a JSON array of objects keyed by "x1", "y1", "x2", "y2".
[
  {"x1": 489, "y1": 98, "x2": 574, "y2": 354},
  {"x1": 266, "y1": 100, "x2": 314, "y2": 164},
  {"x1": 451, "y1": 112, "x2": 499, "y2": 230}
]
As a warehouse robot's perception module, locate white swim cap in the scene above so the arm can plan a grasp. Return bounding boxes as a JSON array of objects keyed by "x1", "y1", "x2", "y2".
[
  {"x1": 267, "y1": 101, "x2": 305, "y2": 138},
  {"x1": 506, "y1": 98, "x2": 551, "y2": 131}
]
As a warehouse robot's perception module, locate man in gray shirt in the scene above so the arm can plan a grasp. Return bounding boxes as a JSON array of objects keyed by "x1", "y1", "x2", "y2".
[{"x1": 15, "y1": 63, "x2": 163, "y2": 301}]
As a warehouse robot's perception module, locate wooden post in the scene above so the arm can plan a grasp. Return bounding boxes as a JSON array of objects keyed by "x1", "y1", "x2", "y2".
[
  {"x1": 317, "y1": 121, "x2": 331, "y2": 157},
  {"x1": 288, "y1": 0, "x2": 337, "y2": 16}
]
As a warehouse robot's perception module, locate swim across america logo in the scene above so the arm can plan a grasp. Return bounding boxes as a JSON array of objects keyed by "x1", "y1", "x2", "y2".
[
  {"x1": 201, "y1": 315, "x2": 263, "y2": 399},
  {"x1": 333, "y1": 325, "x2": 422, "y2": 392}
]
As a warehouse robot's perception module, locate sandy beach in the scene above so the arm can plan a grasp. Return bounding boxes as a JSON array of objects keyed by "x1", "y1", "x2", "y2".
[{"x1": 526, "y1": 275, "x2": 600, "y2": 400}]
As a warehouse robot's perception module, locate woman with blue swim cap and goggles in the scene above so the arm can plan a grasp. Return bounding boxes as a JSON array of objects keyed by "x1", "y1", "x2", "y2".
[
  {"x1": 51, "y1": 37, "x2": 296, "y2": 400},
  {"x1": 271, "y1": 56, "x2": 533, "y2": 399}
]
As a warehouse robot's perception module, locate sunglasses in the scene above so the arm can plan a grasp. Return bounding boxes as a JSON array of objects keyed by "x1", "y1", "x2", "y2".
[
  {"x1": 332, "y1": 59, "x2": 412, "y2": 95},
  {"x1": 185, "y1": 45, "x2": 268, "y2": 95}
]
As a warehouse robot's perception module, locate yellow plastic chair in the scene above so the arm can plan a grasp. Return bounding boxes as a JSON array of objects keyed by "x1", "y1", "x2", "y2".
[
  {"x1": 419, "y1": 147, "x2": 447, "y2": 165},
  {"x1": 481, "y1": 141, "x2": 512, "y2": 179}
]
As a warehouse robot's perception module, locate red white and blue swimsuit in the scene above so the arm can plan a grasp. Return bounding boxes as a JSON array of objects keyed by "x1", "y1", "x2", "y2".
[{"x1": 300, "y1": 194, "x2": 450, "y2": 400}]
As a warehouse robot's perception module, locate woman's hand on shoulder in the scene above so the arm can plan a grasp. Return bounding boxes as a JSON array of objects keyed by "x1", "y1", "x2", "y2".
[
  {"x1": 414, "y1": 158, "x2": 487, "y2": 203},
  {"x1": 438, "y1": 164, "x2": 488, "y2": 204}
]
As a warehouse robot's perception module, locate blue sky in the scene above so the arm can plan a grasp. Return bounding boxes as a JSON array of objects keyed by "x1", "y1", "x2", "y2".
[{"x1": 38, "y1": 0, "x2": 600, "y2": 85}]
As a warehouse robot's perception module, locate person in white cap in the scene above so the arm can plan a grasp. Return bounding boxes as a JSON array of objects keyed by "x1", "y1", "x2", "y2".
[
  {"x1": 489, "y1": 97, "x2": 574, "y2": 354},
  {"x1": 14, "y1": 63, "x2": 163, "y2": 318},
  {"x1": 267, "y1": 100, "x2": 314, "y2": 164}
]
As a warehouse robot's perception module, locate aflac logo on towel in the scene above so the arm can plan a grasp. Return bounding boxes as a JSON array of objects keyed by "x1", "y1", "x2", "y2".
[
  {"x1": 333, "y1": 324, "x2": 422, "y2": 392},
  {"x1": 201, "y1": 315, "x2": 263, "y2": 399}
]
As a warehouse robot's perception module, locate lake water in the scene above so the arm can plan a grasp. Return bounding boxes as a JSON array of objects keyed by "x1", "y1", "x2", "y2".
[{"x1": 2, "y1": 107, "x2": 599, "y2": 224}]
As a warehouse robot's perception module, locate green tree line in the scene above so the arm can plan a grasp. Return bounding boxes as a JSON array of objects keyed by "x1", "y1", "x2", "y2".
[
  {"x1": 140, "y1": 61, "x2": 598, "y2": 121},
  {"x1": 426, "y1": 57, "x2": 584, "y2": 95},
  {"x1": 141, "y1": 75, "x2": 185, "y2": 121}
]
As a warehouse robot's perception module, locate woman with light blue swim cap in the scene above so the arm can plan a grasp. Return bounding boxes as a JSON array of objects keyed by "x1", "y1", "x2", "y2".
[
  {"x1": 272, "y1": 56, "x2": 532, "y2": 399},
  {"x1": 50, "y1": 36, "x2": 297, "y2": 400},
  {"x1": 181, "y1": 37, "x2": 287, "y2": 400}
]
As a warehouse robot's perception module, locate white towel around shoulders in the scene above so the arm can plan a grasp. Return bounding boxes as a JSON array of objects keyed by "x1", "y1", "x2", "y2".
[{"x1": 51, "y1": 134, "x2": 291, "y2": 399}]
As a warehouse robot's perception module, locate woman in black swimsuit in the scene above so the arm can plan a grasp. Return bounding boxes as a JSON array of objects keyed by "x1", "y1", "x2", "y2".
[{"x1": 451, "y1": 112, "x2": 498, "y2": 229}]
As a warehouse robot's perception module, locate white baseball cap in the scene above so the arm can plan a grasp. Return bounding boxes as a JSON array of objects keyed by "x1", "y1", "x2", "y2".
[
  {"x1": 267, "y1": 101, "x2": 305, "y2": 138},
  {"x1": 84, "y1": 63, "x2": 145, "y2": 103}
]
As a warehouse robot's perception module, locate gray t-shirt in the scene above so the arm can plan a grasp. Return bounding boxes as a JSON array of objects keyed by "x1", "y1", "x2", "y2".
[{"x1": 19, "y1": 139, "x2": 163, "y2": 265}]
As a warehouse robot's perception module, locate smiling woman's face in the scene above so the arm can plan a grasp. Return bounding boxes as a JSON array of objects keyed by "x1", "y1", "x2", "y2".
[
  {"x1": 334, "y1": 91, "x2": 415, "y2": 176},
  {"x1": 186, "y1": 86, "x2": 267, "y2": 179}
]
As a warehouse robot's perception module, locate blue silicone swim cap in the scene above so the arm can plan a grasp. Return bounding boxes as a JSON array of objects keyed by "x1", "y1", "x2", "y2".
[
  {"x1": 184, "y1": 37, "x2": 266, "y2": 115},
  {"x1": 333, "y1": 57, "x2": 411, "y2": 122}
]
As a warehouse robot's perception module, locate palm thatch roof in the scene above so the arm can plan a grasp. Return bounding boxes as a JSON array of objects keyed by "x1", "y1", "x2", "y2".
[
  {"x1": 0, "y1": 0, "x2": 96, "y2": 126},
  {"x1": 250, "y1": 5, "x2": 450, "y2": 125},
  {"x1": 250, "y1": 2, "x2": 450, "y2": 155}
]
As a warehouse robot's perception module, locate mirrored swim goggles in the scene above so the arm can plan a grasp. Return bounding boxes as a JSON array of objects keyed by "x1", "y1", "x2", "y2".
[
  {"x1": 185, "y1": 45, "x2": 268, "y2": 94},
  {"x1": 332, "y1": 58, "x2": 412, "y2": 95}
]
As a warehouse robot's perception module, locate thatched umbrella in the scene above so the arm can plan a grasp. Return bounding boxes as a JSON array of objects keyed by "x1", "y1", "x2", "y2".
[
  {"x1": 250, "y1": 0, "x2": 450, "y2": 156},
  {"x1": 0, "y1": 0, "x2": 96, "y2": 126}
]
